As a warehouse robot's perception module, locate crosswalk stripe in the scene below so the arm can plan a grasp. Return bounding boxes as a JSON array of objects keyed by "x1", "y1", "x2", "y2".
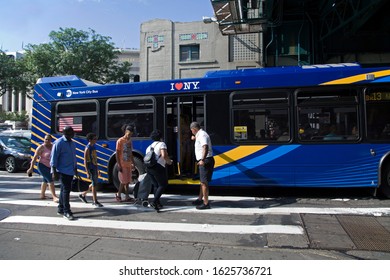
[
  {"x1": 0, "y1": 215, "x2": 304, "y2": 235},
  {"x1": 1, "y1": 197, "x2": 390, "y2": 216},
  {"x1": 0, "y1": 179, "x2": 43, "y2": 185},
  {"x1": 0, "y1": 187, "x2": 255, "y2": 202}
]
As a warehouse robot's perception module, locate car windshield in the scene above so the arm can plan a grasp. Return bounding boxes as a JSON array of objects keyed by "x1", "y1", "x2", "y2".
[{"x1": 0, "y1": 136, "x2": 30, "y2": 149}]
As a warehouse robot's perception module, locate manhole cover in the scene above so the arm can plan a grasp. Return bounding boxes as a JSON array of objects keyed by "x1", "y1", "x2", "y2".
[
  {"x1": 0, "y1": 208, "x2": 11, "y2": 221},
  {"x1": 338, "y1": 215, "x2": 390, "y2": 252}
]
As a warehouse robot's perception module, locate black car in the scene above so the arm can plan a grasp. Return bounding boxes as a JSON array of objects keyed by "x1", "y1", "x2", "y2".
[{"x1": 0, "y1": 135, "x2": 31, "y2": 173}]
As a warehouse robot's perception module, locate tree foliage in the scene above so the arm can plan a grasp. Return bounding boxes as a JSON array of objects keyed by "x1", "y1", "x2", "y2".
[
  {"x1": 1, "y1": 28, "x2": 132, "y2": 99},
  {"x1": 22, "y1": 28, "x2": 132, "y2": 86},
  {"x1": 0, "y1": 111, "x2": 29, "y2": 122}
]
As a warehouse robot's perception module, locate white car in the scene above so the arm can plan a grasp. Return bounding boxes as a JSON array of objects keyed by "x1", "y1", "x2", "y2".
[{"x1": 0, "y1": 130, "x2": 31, "y2": 139}]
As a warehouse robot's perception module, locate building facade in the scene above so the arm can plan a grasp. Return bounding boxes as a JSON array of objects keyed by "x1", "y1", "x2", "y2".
[
  {"x1": 0, "y1": 51, "x2": 31, "y2": 120},
  {"x1": 140, "y1": 19, "x2": 263, "y2": 81},
  {"x1": 116, "y1": 48, "x2": 140, "y2": 82}
]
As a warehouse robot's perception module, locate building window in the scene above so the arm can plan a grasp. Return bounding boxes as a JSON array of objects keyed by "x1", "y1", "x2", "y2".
[{"x1": 180, "y1": 45, "x2": 200, "y2": 62}]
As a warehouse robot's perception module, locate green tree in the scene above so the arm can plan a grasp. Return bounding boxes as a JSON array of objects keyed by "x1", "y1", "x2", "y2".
[
  {"x1": 22, "y1": 27, "x2": 132, "y2": 85},
  {"x1": 0, "y1": 111, "x2": 29, "y2": 122},
  {"x1": 0, "y1": 50, "x2": 19, "y2": 97}
]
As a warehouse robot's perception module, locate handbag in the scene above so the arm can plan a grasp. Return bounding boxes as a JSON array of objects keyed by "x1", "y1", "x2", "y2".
[{"x1": 71, "y1": 175, "x2": 90, "y2": 192}]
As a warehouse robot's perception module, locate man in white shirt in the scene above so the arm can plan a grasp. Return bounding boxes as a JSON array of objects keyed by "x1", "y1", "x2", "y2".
[{"x1": 190, "y1": 122, "x2": 215, "y2": 210}]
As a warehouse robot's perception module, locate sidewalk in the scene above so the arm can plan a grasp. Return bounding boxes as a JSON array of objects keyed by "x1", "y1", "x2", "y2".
[{"x1": 1, "y1": 208, "x2": 390, "y2": 260}]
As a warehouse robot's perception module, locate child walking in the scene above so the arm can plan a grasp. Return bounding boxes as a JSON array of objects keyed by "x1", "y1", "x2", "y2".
[{"x1": 78, "y1": 133, "x2": 103, "y2": 207}]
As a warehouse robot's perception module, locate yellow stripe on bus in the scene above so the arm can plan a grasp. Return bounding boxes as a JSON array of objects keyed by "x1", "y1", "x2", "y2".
[
  {"x1": 321, "y1": 69, "x2": 390, "y2": 85},
  {"x1": 214, "y1": 145, "x2": 267, "y2": 168},
  {"x1": 169, "y1": 178, "x2": 200, "y2": 185},
  {"x1": 32, "y1": 106, "x2": 51, "y2": 123}
]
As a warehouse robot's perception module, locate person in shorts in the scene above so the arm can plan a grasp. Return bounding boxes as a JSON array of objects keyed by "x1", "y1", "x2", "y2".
[
  {"x1": 27, "y1": 134, "x2": 59, "y2": 203},
  {"x1": 78, "y1": 133, "x2": 103, "y2": 207},
  {"x1": 189, "y1": 122, "x2": 215, "y2": 210}
]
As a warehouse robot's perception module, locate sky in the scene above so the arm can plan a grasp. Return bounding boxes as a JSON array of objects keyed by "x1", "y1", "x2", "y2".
[{"x1": 0, "y1": 0, "x2": 215, "y2": 51}]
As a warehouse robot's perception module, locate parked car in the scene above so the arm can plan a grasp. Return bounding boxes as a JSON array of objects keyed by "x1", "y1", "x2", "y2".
[
  {"x1": 0, "y1": 129, "x2": 31, "y2": 139},
  {"x1": 0, "y1": 135, "x2": 31, "y2": 173},
  {"x1": 0, "y1": 124, "x2": 13, "y2": 132}
]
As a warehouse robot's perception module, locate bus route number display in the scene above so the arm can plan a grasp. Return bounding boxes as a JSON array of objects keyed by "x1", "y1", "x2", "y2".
[{"x1": 365, "y1": 91, "x2": 390, "y2": 101}]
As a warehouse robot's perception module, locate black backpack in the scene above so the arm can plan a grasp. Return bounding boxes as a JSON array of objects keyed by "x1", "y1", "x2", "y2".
[{"x1": 143, "y1": 142, "x2": 160, "y2": 168}]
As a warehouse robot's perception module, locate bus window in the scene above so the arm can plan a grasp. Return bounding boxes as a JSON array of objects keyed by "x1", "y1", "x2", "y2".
[
  {"x1": 365, "y1": 88, "x2": 390, "y2": 140},
  {"x1": 56, "y1": 101, "x2": 99, "y2": 137},
  {"x1": 106, "y1": 97, "x2": 155, "y2": 139},
  {"x1": 206, "y1": 94, "x2": 230, "y2": 145},
  {"x1": 231, "y1": 91, "x2": 290, "y2": 142},
  {"x1": 296, "y1": 89, "x2": 359, "y2": 141}
]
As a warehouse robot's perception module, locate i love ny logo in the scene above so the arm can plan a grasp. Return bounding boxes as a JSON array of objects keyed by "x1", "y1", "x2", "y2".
[{"x1": 170, "y1": 81, "x2": 200, "y2": 91}]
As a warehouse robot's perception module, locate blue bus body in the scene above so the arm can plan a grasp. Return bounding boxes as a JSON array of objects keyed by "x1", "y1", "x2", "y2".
[{"x1": 31, "y1": 63, "x2": 390, "y2": 195}]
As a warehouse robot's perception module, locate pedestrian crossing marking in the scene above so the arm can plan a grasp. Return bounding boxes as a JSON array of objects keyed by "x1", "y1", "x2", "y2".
[
  {"x1": 1, "y1": 215, "x2": 304, "y2": 235},
  {"x1": 1, "y1": 195, "x2": 390, "y2": 216}
]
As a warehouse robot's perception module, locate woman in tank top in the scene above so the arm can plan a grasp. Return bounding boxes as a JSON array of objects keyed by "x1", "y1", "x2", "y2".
[{"x1": 27, "y1": 134, "x2": 59, "y2": 202}]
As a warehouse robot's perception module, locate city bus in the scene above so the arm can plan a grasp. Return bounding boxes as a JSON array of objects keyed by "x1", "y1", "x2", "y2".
[{"x1": 30, "y1": 63, "x2": 390, "y2": 198}]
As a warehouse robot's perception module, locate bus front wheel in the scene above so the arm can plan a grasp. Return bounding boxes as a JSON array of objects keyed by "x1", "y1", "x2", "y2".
[
  {"x1": 380, "y1": 164, "x2": 390, "y2": 198},
  {"x1": 112, "y1": 157, "x2": 146, "y2": 192}
]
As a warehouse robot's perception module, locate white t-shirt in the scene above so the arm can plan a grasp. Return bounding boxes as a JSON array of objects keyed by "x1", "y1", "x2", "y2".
[
  {"x1": 194, "y1": 129, "x2": 213, "y2": 161},
  {"x1": 145, "y1": 141, "x2": 168, "y2": 167}
]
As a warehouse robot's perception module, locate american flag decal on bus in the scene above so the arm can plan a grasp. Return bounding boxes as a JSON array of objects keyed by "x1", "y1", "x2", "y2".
[{"x1": 59, "y1": 117, "x2": 83, "y2": 132}]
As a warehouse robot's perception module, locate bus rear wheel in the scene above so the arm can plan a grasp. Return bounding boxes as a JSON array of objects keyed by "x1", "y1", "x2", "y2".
[
  {"x1": 379, "y1": 164, "x2": 390, "y2": 198},
  {"x1": 112, "y1": 157, "x2": 146, "y2": 192}
]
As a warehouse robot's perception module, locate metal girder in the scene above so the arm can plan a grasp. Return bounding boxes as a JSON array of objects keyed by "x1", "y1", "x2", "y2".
[
  {"x1": 210, "y1": 0, "x2": 271, "y2": 34},
  {"x1": 319, "y1": 0, "x2": 384, "y2": 41}
]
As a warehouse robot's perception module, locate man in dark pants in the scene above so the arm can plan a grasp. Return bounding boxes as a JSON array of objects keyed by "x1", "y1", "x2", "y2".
[
  {"x1": 50, "y1": 126, "x2": 77, "y2": 220},
  {"x1": 138, "y1": 129, "x2": 173, "y2": 212}
]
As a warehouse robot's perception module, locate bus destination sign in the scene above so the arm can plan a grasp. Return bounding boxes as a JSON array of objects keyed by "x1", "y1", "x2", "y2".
[{"x1": 365, "y1": 91, "x2": 390, "y2": 101}]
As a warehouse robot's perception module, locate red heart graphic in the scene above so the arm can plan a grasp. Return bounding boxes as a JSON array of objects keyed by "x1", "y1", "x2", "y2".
[{"x1": 175, "y1": 83, "x2": 183, "y2": 90}]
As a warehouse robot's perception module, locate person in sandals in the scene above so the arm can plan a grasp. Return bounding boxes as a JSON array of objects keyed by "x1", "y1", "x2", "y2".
[{"x1": 115, "y1": 125, "x2": 135, "y2": 202}]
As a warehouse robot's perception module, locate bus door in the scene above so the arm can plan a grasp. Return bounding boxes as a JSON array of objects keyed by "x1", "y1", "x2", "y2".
[{"x1": 164, "y1": 95, "x2": 205, "y2": 179}]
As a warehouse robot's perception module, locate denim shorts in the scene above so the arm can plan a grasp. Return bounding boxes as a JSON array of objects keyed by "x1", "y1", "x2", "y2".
[
  {"x1": 88, "y1": 169, "x2": 99, "y2": 187},
  {"x1": 38, "y1": 162, "x2": 53, "y2": 183}
]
